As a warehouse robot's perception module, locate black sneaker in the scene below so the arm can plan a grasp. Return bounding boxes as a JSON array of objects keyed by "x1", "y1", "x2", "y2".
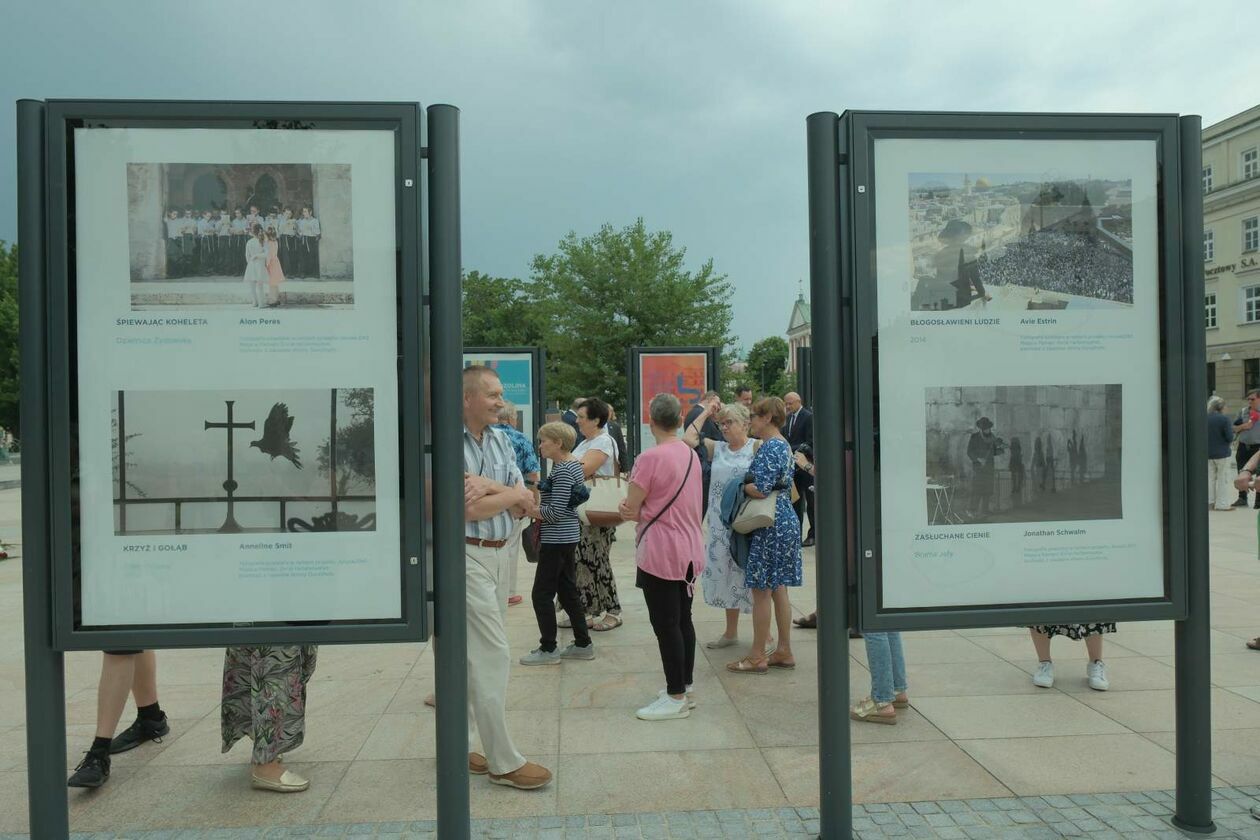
[
  {"x1": 67, "y1": 751, "x2": 110, "y2": 788},
  {"x1": 1233, "y1": 498, "x2": 1249, "y2": 507},
  {"x1": 109, "y1": 715, "x2": 170, "y2": 754}
]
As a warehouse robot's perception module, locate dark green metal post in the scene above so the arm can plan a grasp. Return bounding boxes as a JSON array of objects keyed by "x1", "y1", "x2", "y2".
[
  {"x1": 19, "y1": 98, "x2": 70, "y2": 840},
  {"x1": 427, "y1": 103, "x2": 470, "y2": 839},
  {"x1": 1172, "y1": 114, "x2": 1215, "y2": 835},
  {"x1": 807, "y1": 111, "x2": 852, "y2": 840}
]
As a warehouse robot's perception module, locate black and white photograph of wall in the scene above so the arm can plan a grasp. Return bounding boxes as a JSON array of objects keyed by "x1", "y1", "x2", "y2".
[
  {"x1": 909, "y1": 173, "x2": 1134, "y2": 312},
  {"x1": 923, "y1": 384, "x2": 1122, "y2": 526}
]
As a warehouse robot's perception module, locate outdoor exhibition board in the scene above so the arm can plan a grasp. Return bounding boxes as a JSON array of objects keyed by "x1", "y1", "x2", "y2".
[
  {"x1": 626, "y1": 347, "x2": 720, "y2": 458},
  {"x1": 463, "y1": 347, "x2": 546, "y2": 451},
  {"x1": 40, "y1": 101, "x2": 427, "y2": 646},
  {"x1": 844, "y1": 113, "x2": 1189, "y2": 629}
]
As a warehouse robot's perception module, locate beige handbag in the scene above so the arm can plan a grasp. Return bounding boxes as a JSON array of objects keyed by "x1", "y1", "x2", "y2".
[
  {"x1": 577, "y1": 473, "x2": 629, "y2": 527},
  {"x1": 577, "y1": 437, "x2": 627, "y2": 527},
  {"x1": 732, "y1": 492, "x2": 778, "y2": 534}
]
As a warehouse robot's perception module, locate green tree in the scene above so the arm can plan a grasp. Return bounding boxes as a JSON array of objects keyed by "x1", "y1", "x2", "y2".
[
  {"x1": 461, "y1": 270, "x2": 545, "y2": 347},
  {"x1": 0, "y1": 242, "x2": 17, "y2": 437},
  {"x1": 317, "y1": 389, "x2": 375, "y2": 495},
  {"x1": 744, "y1": 336, "x2": 791, "y2": 398},
  {"x1": 530, "y1": 219, "x2": 734, "y2": 409}
]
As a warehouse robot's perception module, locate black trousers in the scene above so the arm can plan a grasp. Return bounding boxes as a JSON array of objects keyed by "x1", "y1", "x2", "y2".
[
  {"x1": 532, "y1": 542, "x2": 591, "y2": 652},
  {"x1": 1238, "y1": 442, "x2": 1259, "y2": 505},
  {"x1": 793, "y1": 472, "x2": 816, "y2": 539},
  {"x1": 637, "y1": 565, "x2": 696, "y2": 696}
]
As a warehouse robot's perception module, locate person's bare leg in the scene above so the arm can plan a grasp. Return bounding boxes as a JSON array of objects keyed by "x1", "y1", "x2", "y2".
[
  {"x1": 131, "y1": 650, "x2": 158, "y2": 707},
  {"x1": 723, "y1": 608, "x2": 740, "y2": 641},
  {"x1": 95, "y1": 654, "x2": 138, "y2": 739},
  {"x1": 1030, "y1": 629, "x2": 1052, "y2": 662},
  {"x1": 746, "y1": 588, "x2": 771, "y2": 660},
  {"x1": 770, "y1": 586, "x2": 793, "y2": 660},
  {"x1": 1084, "y1": 633, "x2": 1104, "y2": 662}
]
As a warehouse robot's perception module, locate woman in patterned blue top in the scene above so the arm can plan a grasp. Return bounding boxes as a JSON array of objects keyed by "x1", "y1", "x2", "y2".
[{"x1": 727, "y1": 396, "x2": 801, "y2": 675}]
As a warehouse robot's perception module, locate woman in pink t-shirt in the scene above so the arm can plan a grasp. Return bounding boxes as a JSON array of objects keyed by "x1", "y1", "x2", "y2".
[{"x1": 618, "y1": 393, "x2": 704, "y2": 721}]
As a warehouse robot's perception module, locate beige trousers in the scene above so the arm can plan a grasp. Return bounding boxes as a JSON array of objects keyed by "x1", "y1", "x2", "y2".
[
  {"x1": 505, "y1": 516, "x2": 527, "y2": 595},
  {"x1": 465, "y1": 543, "x2": 526, "y2": 775}
]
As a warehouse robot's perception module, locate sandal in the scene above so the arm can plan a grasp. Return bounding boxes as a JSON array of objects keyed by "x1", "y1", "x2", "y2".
[
  {"x1": 726, "y1": 656, "x2": 769, "y2": 674},
  {"x1": 849, "y1": 697, "x2": 897, "y2": 725},
  {"x1": 591, "y1": 613, "x2": 623, "y2": 632},
  {"x1": 1247, "y1": 638, "x2": 1260, "y2": 651},
  {"x1": 892, "y1": 694, "x2": 910, "y2": 709},
  {"x1": 793, "y1": 614, "x2": 817, "y2": 629},
  {"x1": 767, "y1": 653, "x2": 796, "y2": 670}
]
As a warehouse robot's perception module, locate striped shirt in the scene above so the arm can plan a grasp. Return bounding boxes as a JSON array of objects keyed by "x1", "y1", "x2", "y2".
[
  {"x1": 464, "y1": 424, "x2": 523, "y2": 541},
  {"x1": 538, "y1": 459, "x2": 584, "y2": 544}
]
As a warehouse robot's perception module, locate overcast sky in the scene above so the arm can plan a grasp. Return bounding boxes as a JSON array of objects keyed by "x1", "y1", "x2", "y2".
[{"x1": 3, "y1": 1, "x2": 1257, "y2": 351}]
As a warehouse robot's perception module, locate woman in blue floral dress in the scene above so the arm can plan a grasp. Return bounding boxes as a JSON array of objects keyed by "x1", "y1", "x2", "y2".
[{"x1": 727, "y1": 397, "x2": 802, "y2": 674}]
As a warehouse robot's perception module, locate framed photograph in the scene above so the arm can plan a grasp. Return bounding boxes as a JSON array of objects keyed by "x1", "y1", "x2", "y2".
[
  {"x1": 128, "y1": 162, "x2": 354, "y2": 310},
  {"x1": 43, "y1": 101, "x2": 425, "y2": 645},
  {"x1": 843, "y1": 112, "x2": 1188, "y2": 628},
  {"x1": 627, "y1": 348, "x2": 719, "y2": 458}
]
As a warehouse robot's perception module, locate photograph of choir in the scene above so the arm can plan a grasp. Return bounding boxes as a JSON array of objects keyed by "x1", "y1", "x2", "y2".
[
  {"x1": 160, "y1": 204, "x2": 323, "y2": 279},
  {"x1": 908, "y1": 172, "x2": 1135, "y2": 312},
  {"x1": 923, "y1": 384, "x2": 1123, "y2": 526},
  {"x1": 127, "y1": 162, "x2": 354, "y2": 310}
]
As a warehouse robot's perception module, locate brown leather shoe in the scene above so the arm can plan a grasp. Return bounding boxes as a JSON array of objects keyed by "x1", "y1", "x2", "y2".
[
  {"x1": 488, "y1": 760, "x2": 552, "y2": 790},
  {"x1": 468, "y1": 752, "x2": 488, "y2": 775}
]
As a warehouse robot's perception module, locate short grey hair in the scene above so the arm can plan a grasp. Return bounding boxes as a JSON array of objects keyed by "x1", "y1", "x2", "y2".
[
  {"x1": 648, "y1": 392, "x2": 682, "y2": 431},
  {"x1": 497, "y1": 400, "x2": 517, "y2": 424},
  {"x1": 717, "y1": 403, "x2": 750, "y2": 429},
  {"x1": 1208, "y1": 395, "x2": 1226, "y2": 413}
]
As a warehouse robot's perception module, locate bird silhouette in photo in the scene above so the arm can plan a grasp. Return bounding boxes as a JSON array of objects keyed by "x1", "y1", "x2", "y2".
[{"x1": 251, "y1": 402, "x2": 302, "y2": 469}]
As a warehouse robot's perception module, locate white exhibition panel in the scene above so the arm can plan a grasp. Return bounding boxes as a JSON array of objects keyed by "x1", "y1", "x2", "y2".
[
  {"x1": 873, "y1": 138, "x2": 1164, "y2": 610},
  {"x1": 74, "y1": 127, "x2": 403, "y2": 626}
]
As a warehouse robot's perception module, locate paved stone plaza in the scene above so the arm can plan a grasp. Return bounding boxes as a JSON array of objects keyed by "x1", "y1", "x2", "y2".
[{"x1": 2, "y1": 478, "x2": 1260, "y2": 837}]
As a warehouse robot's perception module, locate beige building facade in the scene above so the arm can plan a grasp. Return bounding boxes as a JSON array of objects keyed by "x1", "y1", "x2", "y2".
[
  {"x1": 786, "y1": 293, "x2": 811, "y2": 373},
  {"x1": 1204, "y1": 103, "x2": 1260, "y2": 399}
]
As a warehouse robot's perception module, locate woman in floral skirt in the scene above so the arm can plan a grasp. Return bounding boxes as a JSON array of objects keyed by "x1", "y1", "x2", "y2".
[{"x1": 221, "y1": 644, "x2": 317, "y2": 792}]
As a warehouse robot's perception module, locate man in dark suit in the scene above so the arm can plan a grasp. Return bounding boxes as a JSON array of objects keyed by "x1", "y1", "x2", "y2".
[
  {"x1": 606, "y1": 406, "x2": 629, "y2": 473},
  {"x1": 782, "y1": 391, "x2": 815, "y2": 546},
  {"x1": 561, "y1": 398, "x2": 586, "y2": 447}
]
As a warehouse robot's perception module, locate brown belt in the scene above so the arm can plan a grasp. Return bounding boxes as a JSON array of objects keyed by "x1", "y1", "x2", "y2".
[{"x1": 465, "y1": 537, "x2": 507, "y2": 549}]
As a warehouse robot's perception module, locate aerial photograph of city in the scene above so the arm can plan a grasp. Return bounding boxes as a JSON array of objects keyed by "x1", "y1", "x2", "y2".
[{"x1": 908, "y1": 172, "x2": 1135, "y2": 312}]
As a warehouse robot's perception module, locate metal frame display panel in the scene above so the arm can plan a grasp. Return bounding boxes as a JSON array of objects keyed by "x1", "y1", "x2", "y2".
[
  {"x1": 626, "y1": 346, "x2": 720, "y2": 458},
  {"x1": 843, "y1": 111, "x2": 1191, "y2": 632},
  {"x1": 463, "y1": 345, "x2": 547, "y2": 472},
  {"x1": 35, "y1": 100, "x2": 427, "y2": 649}
]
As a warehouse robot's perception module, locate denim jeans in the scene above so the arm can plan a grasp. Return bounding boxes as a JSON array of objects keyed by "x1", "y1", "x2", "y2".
[{"x1": 863, "y1": 631, "x2": 907, "y2": 703}]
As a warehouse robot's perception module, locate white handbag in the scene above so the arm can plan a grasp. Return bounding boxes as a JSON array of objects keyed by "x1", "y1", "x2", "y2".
[
  {"x1": 732, "y1": 492, "x2": 778, "y2": 534},
  {"x1": 576, "y1": 437, "x2": 627, "y2": 527},
  {"x1": 577, "y1": 473, "x2": 629, "y2": 527}
]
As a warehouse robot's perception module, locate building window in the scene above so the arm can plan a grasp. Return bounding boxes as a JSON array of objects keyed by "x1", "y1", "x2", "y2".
[
  {"x1": 1206, "y1": 292, "x2": 1217, "y2": 329},
  {"x1": 1244, "y1": 286, "x2": 1260, "y2": 323},
  {"x1": 1246, "y1": 216, "x2": 1260, "y2": 252},
  {"x1": 1208, "y1": 362, "x2": 1216, "y2": 395},
  {"x1": 1203, "y1": 165, "x2": 1213, "y2": 193},
  {"x1": 1247, "y1": 359, "x2": 1260, "y2": 395},
  {"x1": 1246, "y1": 147, "x2": 1260, "y2": 181},
  {"x1": 1204, "y1": 228, "x2": 1214, "y2": 262}
]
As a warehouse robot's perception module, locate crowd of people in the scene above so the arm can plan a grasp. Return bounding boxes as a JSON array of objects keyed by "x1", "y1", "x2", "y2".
[
  {"x1": 978, "y1": 229, "x2": 1134, "y2": 304},
  {"x1": 65, "y1": 365, "x2": 1121, "y2": 797},
  {"x1": 161, "y1": 204, "x2": 321, "y2": 280}
]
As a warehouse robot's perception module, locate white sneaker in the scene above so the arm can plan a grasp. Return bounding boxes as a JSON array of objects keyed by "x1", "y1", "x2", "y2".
[
  {"x1": 1032, "y1": 660, "x2": 1054, "y2": 688},
  {"x1": 1087, "y1": 660, "x2": 1109, "y2": 691},
  {"x1": 658, "y1": 687, "x2": 696, "y2": 709},
  {"x1": 636, "y1": 694, "x2": 690, "y2": 721}
]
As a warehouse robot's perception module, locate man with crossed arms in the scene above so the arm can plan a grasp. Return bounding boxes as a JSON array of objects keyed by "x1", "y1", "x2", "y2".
[{"x1": 461, "y1": 365, "x2": 551, "y2": 790}]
